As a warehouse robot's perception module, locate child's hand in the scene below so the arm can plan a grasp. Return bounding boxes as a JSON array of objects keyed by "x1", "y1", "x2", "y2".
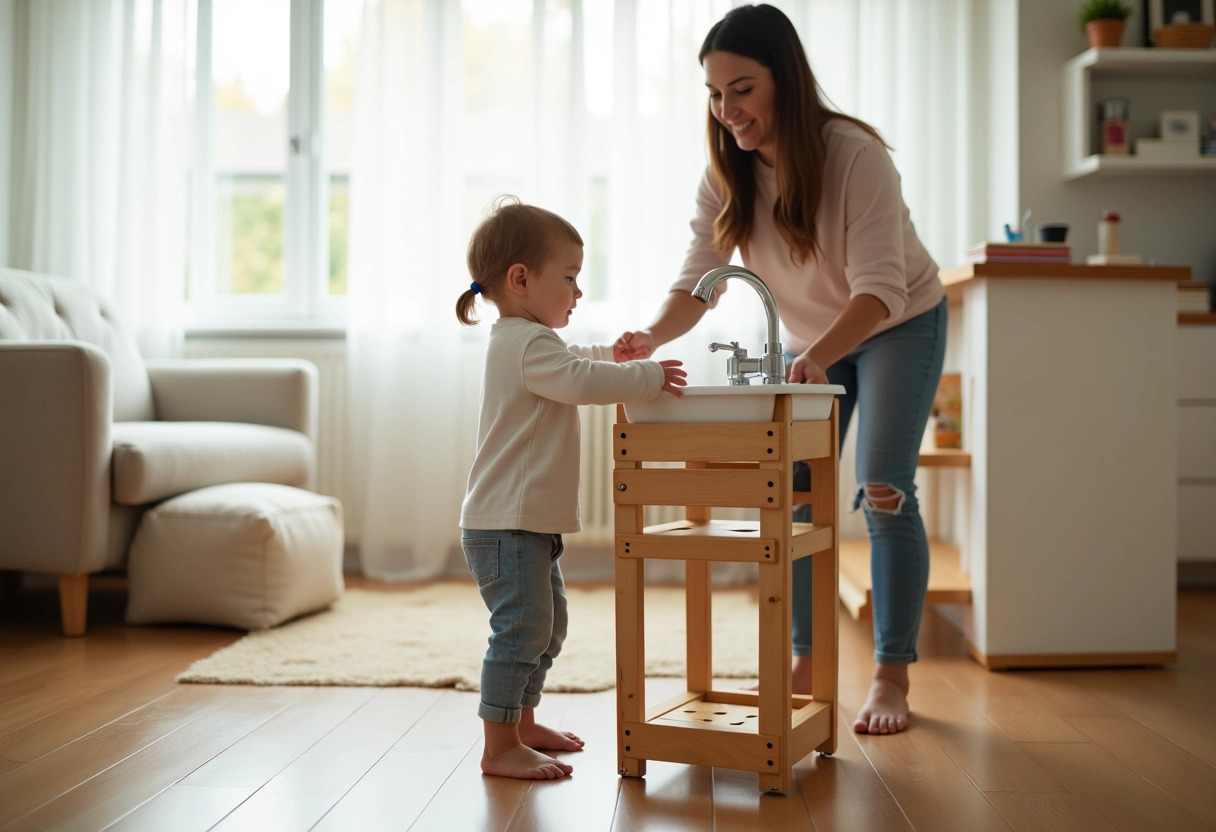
[
  {"x1": 614, "y1": 331, "x2": 655, "y2": 362},
  {"x1": 660, "y1": 359, "x2": 687, "y2": 397}
]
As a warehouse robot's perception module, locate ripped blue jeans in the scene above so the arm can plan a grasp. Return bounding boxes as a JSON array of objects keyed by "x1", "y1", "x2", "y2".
[{"x1": 791, "y1": 296, "x2": 947, "y2": 665}]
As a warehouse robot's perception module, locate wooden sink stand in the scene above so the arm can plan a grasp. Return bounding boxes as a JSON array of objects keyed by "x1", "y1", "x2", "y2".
[{"x1": 612, "y1": 395, "x2": 839, "y2": 793}]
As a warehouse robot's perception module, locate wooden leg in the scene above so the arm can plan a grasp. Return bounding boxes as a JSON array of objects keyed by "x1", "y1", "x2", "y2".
[
  {"x1": 57, "y1": 573, "x2": 89, "y2": 637},
  {"x1": 685, "y1": 501, "x2": 713, "y2": 694}
]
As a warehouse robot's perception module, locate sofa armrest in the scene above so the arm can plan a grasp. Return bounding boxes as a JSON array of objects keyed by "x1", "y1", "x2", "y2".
[
  {"x1": 0, "y1": 342, "x2": 112, "y2": 574},
  {"x1": 144, "y1": 358, "x2": 319, "y2": 445}
]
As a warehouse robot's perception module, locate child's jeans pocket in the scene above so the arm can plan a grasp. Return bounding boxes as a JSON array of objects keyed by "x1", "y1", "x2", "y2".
[{"x1": 462, "y1": 537, "x2": 500, "y2": 586}]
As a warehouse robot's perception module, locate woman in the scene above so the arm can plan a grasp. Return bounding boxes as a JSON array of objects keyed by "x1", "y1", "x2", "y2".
[{"x1": 616, "y1": 4, "x2": 946, "y2": 735}]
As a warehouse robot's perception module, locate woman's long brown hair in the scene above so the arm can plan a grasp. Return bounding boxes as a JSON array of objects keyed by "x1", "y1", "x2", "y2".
[{"x1": 700, "y1": 4, "x2": 888, "y2": 264}]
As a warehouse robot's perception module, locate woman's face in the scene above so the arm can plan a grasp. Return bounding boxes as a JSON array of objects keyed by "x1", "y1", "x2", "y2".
[{"x1": 703, "y1": 50, "x2": 777, "y2": 165}]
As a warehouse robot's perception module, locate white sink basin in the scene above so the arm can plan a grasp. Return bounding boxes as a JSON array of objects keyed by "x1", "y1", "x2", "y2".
[{"x1": 624, "y1": 383, "x2": 846, "y2": 424}]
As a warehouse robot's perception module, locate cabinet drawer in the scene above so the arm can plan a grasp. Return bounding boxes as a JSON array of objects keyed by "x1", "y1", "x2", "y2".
[
  {"x1": 1178, "y1": 404, "x2": 1216, "y2": 479},
  {"x1": 1179, "y1": 483, "x2": 1216, "y2": 562},
  {"x1": 1178, "y1": 326, "x2": 1216, "y2": 400}
]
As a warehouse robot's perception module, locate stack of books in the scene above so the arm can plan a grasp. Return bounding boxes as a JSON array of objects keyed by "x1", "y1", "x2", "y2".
[
  {"x1": 966, "y1": 242, "x2": 1071, "y2": 265},
  {"x1": 1178, "y1": 281, "x2": 1212, "y2": 314}
]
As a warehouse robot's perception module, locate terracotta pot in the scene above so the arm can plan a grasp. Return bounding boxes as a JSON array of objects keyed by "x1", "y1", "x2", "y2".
[{"x1": 1086, "y1": 19, "x2": 1126, "y2": 49}]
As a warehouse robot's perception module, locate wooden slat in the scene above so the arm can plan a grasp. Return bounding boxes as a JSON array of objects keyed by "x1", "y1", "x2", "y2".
[
  {"x1": 790, "y1": 419, "x2": 831, "y2": 461},
  {"x1": 615, "y1": 520, "x2": 831, "y2": 563},
  {"x1": 614, "y1": 421, "x2": 781, "y2": 462},
  {"x1": 788, "y1": 701, "x2": 833, "y2": 763},
  {"x1": 621, "y1": 721, "x2": 775, "y2": 771},
  {"x1": 613, "y1": 468, "x2": 783, "y2": 508},
  {"x1": 809, "y1": 401, "x2": 839, "y2": 756},
  {"x1": 617, "y1": 521, "x2": 777, "y2": 563},
  {"x1": 686, "y1": 559, "x2": 712, "y2": 693}
]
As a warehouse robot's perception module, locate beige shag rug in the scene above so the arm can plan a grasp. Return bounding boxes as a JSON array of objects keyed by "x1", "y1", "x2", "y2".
[{"x1": 177, "y1": 582, "x2": 762, "y2": 691}]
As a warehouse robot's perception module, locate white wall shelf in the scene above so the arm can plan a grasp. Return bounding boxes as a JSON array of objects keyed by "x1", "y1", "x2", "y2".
[{"x1": 1062, "y1": 47, "x2": 1216, "y2": 180}]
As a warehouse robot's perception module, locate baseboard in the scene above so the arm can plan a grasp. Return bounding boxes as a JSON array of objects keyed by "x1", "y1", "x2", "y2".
[
  {"x1": 966, "y1": 641, "x2": 1177, "y2": 670},
  {"x1": 1178, "y1": 561, "x2": 1216, "y2": 588}
]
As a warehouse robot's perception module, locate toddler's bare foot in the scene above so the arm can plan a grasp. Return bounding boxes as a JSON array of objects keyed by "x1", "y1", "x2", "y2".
[
  {"x1": 481, "y1": 743, "x2": 573, "y2": 780},
  {"x1": 519, "y1": 722, "x2": 584, "y2": 752},
  {"x1": 853, "y1": 666, "x2": 910, "y2": 734}
]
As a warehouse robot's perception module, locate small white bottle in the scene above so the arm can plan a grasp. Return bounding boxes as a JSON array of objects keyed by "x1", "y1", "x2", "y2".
[{"x1": 1098, "y1": 211, "x2": 1121, "y2": 256}]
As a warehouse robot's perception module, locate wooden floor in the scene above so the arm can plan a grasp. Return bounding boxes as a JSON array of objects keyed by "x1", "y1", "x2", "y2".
[{"x1": 2, "y1": 574, "x2": 1215, "y2": 832}]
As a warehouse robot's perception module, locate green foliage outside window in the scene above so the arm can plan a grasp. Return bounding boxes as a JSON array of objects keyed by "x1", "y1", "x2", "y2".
[{"x1": 222, "y1": 178, "x2": 284, "y2": 295}]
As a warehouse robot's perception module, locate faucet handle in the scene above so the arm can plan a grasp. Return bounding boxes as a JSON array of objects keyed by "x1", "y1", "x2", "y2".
[{"x1": 708, "y1": 341, "x2": 746, "y2": 356}]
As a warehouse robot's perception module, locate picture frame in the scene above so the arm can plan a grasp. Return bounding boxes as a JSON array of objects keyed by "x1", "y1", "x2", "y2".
[{"x1": 1143, "y1": 0, "x2": 1215, "y2": 45}]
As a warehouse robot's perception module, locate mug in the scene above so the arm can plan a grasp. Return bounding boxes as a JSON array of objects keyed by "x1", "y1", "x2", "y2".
[{"x1": 1036, "y1": 223, "x2": 1069, "y2": 243}]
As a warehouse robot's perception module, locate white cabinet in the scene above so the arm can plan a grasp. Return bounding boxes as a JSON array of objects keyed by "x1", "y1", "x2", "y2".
[
  {"x1": 937, "y1": 263, "x2": 1182, "y2": 668},
  {"x1": 1061, "y1": 47, "x2": 1216, "y2": 180},
  {"x1": 1178, "y1": 321, "x2": 1216, "y2": 563}
]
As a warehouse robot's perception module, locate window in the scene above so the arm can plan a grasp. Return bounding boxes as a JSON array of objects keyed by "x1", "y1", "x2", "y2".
[{"x1": 189, "y1": 0, "x2": 360, "y2": 324}]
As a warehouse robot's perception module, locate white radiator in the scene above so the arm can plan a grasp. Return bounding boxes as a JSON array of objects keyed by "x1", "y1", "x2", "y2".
[
  {"x1": 182, "y1": 337, "x2": 353, "y2": 541},
  {"x1": 576, "y1": 403, "x2": 694, "y2": 546}
]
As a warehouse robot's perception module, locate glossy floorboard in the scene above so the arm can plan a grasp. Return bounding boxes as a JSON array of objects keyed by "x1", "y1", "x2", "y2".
[{"x1": 2, "y1": 574, "x2": 1214, "y2": 831}]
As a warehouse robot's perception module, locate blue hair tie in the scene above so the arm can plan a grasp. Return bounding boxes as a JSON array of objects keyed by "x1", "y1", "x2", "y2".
[{"x1": 470, "y1": 281, "x2": 483, "y2": 295}]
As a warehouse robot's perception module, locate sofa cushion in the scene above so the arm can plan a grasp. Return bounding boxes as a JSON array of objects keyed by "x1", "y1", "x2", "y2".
[
  {"x1": 126, "y1": 483, "x2": 344, "y2": 629},
  {"x1": 112, "y1": 421, "x2": 312, "y2": 505}
]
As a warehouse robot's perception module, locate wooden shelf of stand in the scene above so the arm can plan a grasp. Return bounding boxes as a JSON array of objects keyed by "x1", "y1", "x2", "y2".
[{"x1": 838, "y1": 538, "x2": 971, "y2": 621}]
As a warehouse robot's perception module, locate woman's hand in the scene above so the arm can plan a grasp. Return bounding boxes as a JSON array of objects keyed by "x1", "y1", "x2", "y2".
[
  {"x1": 787, "y1": 351, "x2": 828, "y2": 384},
  {"x1": 659, "y1": 359, "x2": 688, "y2": 396},
  {"x1": 614, "y1": 330, "x2": 656, "y2": 362}
]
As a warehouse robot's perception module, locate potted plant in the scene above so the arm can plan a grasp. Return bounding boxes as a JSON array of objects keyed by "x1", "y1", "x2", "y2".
[{"x1": 1078, "y1": 0, "x2": 1134, "y2": 49}]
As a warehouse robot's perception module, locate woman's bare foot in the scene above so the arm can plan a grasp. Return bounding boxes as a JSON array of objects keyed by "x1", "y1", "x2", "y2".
[
  {"x1": 481, "y1": 743, "x2": 573, "y2": 780},
  {"x1": 853, "y1": 663, "x2": 910, "y2": 734},
  {"x1": 743, "y1": 654, "x2": 814, "y2": 694},
  {"x1": 482, "y1": 720, "x2": 573, "y2": 780},
  {"x1": 518, "y1": 707, "x2": 584, "y2": 751}
]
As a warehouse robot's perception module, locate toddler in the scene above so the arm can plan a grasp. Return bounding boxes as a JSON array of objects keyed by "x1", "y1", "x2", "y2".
[{"x1": 457, "y1": 196, "x2": 686, "y2": 780}]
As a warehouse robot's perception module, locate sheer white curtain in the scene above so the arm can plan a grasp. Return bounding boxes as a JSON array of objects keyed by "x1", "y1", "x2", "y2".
[
  {"x1": 5, "y1": 0, "x2": 193, "y2": 357},
  {"x1": 346, "y1": 0, "x2": 988, "y2": 579}
]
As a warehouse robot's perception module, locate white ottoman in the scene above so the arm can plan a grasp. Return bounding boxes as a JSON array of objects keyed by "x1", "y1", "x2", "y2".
[{"x1": 126, "y1": 483, "x2": 345, "y2": 630}]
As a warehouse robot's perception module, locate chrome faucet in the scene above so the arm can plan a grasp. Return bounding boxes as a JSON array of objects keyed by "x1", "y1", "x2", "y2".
[{"x1": 692, "y1": 266, "x2": 786, "y2": 385}]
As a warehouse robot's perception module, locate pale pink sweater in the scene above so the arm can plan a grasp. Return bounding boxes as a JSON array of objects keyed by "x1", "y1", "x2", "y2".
[{"x1": 674, "y1": 119, "x2": 944, "y2": 354}]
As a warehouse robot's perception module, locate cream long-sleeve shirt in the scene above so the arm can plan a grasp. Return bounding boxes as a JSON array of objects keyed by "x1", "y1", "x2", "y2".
[
  {"x1": 674, "y1": 119, "x2": 944, "y2": 354},
  {"x1": 460, "y1": 317, "x2": 666, "y2": 535}
]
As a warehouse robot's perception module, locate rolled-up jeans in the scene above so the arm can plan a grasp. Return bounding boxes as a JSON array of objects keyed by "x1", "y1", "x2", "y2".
[
  {"x1": 461, "y1": 528, "x2": 567, "y2": 723},
  {"x1": 791, "y1": 296, "x2": 947, "y2": 665}
]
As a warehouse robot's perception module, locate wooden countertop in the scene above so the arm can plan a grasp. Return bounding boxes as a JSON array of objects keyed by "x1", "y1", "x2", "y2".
[{"x1": 940, "y1": 262, "x2": 1191, "y2": 286}]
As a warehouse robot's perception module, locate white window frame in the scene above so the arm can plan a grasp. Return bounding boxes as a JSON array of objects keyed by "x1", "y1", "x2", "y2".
[{"x1": 188, "y1": 0, "x2": 345, "y2": 328}]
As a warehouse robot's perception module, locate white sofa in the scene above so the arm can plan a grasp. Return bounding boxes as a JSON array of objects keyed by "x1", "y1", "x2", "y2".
[{"x1": 0, "y1": 267, "x2": 319, "y2": 635}]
